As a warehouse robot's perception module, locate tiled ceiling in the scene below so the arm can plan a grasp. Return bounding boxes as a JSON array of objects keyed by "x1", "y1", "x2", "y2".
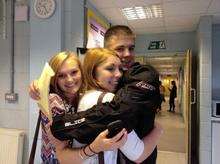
[
  {"x1": 144, "y1": 54, "x2": 186, "y2": 75},
  {"x1": 88, "y1": 0, "x2": 220, "y2": 34}
]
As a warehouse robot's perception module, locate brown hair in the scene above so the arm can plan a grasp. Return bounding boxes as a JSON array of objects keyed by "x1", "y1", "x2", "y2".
[
  {"x1": 49, "y1": 51, "x2": 84, "y2": 95},
  {"x1": 83, "y1": 48, "x2": 120, "y2": 91},
  {"x1": 104, "y1": 25, "x2": 135, "y2": 48}
]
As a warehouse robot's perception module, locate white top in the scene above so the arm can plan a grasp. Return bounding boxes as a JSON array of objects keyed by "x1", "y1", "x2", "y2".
[{"x1": 74, "y1": 90, "x2": 144, "y2": 164}]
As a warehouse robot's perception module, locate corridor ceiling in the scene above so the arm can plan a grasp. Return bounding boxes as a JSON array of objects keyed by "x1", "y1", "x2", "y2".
[
  {"x1": 88, "y1": 0, "x2": 220, "y2": 34},
  {"x1": 143, "y1": 54, "x2": 186, "y2": 75}
]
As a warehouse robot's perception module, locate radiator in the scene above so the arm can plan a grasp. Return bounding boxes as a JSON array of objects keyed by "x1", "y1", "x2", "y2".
[{"x1": 0, "y1": 128, "x2": 25, "y2": 164}]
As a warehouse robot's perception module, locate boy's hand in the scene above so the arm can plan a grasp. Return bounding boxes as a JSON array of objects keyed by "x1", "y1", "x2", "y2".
[{"x1": 45, "y1": 122, "x2": 68, "y2": 151}]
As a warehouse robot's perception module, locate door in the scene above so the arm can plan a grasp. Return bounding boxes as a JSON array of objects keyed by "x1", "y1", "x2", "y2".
[{"x1": 185, "y1": 49, "x2": 198, "y2": 164}]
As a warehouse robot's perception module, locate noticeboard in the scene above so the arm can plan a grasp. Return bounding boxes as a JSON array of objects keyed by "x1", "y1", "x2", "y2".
[{"x1": 86, "y1": 8, "x2": 110, "y2": 48}]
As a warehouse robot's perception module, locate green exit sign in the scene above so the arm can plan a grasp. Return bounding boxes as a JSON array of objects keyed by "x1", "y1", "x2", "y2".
[{"x1": 148, "y1": 40, "x2": 166, "y2": 50}]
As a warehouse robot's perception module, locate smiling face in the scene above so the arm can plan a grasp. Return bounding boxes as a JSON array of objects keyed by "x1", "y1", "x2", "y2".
[
  {"x1": 95, "y1": 55, "x2": 122, "y2": 92},
  {"x1": 83, "y1": 48, "x2": 123, "y2": 92},
  {"x1": 104, "y1": 25, "x2": 136, "y2": 70},
  {"x1": 56, "y1": 57, "x2": 82, "y2": 99},
  {"x1": 106, "y1": 35, "x2": 135, "y2": 70}
]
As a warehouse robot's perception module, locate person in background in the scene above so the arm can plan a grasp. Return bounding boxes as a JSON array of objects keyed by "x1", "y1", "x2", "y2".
[
  {"x1": 30, "y1": 51, "x2": 127, "y2": 163},
  {"x1": 168, "y1": 80, "x2": 177, "y2": 112},
  {"x1": 158, "y1": 80, "x2": 166, "y2": 112}
]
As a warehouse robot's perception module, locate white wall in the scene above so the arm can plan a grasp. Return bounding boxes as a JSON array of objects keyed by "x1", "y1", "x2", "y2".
[
  {"x1": 197, "y1": 16, "x2": 212, "y2": 164},
  {"x1": 0, "y1": 0, "x2": 29, "y2": 163},
  {"x1": 212, "y1": 24, "x2": 220, "y2": 100},
  {"x1": 63, "y1": 0, "x2": 84, "y2": 50}
]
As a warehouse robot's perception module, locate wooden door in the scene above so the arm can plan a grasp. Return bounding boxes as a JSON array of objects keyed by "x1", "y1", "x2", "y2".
[{"x1": 185, "y1": 49, "x2": 198, "y2": 164}]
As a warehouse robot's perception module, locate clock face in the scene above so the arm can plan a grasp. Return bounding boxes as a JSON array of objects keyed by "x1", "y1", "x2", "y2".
[{"x1": 34, "y1": 0, "x2": 56, "y2": 19}]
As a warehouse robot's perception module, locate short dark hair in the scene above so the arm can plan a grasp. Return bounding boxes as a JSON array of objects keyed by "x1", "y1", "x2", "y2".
[
  {"x1": 104, "y1": 25, "x2": 135, "y2": 48},
  {"x1": 171, "y1": 80, "x2": 176, "y2": 85}
]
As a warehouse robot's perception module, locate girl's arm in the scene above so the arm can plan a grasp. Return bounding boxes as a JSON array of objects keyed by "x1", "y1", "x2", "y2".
[
  {"x1": 29, "y1": 80, "x2": 40, "y2": 100},
  {"x1": 48, "y1": 128, "x2": 128, "y2": 164}
]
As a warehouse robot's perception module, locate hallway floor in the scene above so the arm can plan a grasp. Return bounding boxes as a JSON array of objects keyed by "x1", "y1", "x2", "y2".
[
  {"x1": 156, "y1": 98, "x2": 186, "y2": 164},
  {"x1": 157, "y1": 151, "x2": 186, "y2": 164}
]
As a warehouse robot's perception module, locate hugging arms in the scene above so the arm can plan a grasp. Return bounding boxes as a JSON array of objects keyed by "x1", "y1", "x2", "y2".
[{"x1": 29, "y1": 48, "x2": 163, "y2": 163}]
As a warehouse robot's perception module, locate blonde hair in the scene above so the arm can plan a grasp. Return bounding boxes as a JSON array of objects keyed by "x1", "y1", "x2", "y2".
[
  {"x1": 83, "y1": 48, "x2": 120, "y2": 91},
  {"x1": 49, "y1": 51, "x2": 84, "y2": 95}
]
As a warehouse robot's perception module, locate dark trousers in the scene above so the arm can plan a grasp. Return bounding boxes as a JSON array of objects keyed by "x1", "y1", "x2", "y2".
[
  {"x1": 158, "y1": 94, "x2": 165, "y2": 111},
  {"x1": 169, "y1": 98, "x2": 175, "y2": 111},
  {"x1": 117, "y1": 147, "x2": 157, "y2": 164}
]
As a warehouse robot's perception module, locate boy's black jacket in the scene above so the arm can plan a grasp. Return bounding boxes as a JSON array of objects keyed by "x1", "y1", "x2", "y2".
[{"x1": 51, "y1": 62, "x2": 160, "y2": 144}]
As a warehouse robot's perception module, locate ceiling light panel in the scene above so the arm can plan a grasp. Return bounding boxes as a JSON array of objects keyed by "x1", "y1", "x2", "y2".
[{"x1": 122, "y1": 4, "x2": 163, "y2": 20}]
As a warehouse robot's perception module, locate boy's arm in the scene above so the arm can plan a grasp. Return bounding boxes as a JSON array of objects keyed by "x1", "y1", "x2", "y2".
[
  {"x1": 51, "y1": 84, "x2": 158, "y2": 143},
  {"x1": 50, "y1": 89, "x2": 161, "y2": 162},
  {"x1": 134, "y1": 122, "x2": 163, "y2": 163}
]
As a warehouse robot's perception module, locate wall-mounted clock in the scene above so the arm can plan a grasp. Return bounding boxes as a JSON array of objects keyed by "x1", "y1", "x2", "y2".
[{"x1": 34, "y1": 0, "x2": 56, "y2": 19}]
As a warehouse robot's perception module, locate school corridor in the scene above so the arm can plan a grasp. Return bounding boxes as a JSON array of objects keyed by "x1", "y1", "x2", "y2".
[{"x1": 156, "y1": 98, "x2": 186, "y2": 164}]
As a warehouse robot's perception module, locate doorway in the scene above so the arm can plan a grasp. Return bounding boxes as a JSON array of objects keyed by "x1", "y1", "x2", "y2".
[{"x1": 135, "y1": 50, "x2": 198, "y2": 164}]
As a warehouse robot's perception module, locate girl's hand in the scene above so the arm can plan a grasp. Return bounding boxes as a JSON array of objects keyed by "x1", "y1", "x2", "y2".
[
  {"x1": 89, "y1": 128, "x2": 128, "y2": 153},
  {"x1": 29, "y1": 80, "x2": 41, "y2": 100}
]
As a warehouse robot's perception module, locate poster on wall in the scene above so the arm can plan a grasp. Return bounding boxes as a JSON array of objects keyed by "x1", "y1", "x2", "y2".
[{"x1": 86, "y1": 8, "x2": 110, "y2": 48}]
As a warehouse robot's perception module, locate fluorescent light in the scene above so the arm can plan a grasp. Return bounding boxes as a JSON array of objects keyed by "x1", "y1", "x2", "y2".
[
  {"x1": 145, "y1": 7, "x2": 153, "y2": 18},
  {"x1": 135, "y1": 7, "x2": 146, "y2": 19},
  {"x1": 152, "y1": 4, "x2": 163, "y2": 18},
  {"x1": 122, "y1": 4, "x2": 163, "y2": 20}
]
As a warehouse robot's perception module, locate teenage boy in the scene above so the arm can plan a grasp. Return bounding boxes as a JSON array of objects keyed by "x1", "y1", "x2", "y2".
[{"x1": 102, "y1": 25, "x2": 157, "y2": 164}]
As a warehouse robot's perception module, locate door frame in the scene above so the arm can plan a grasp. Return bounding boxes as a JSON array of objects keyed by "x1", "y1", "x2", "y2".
[{"x1": 187, "y1": 50, "x2": 199, "y2": 164}]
